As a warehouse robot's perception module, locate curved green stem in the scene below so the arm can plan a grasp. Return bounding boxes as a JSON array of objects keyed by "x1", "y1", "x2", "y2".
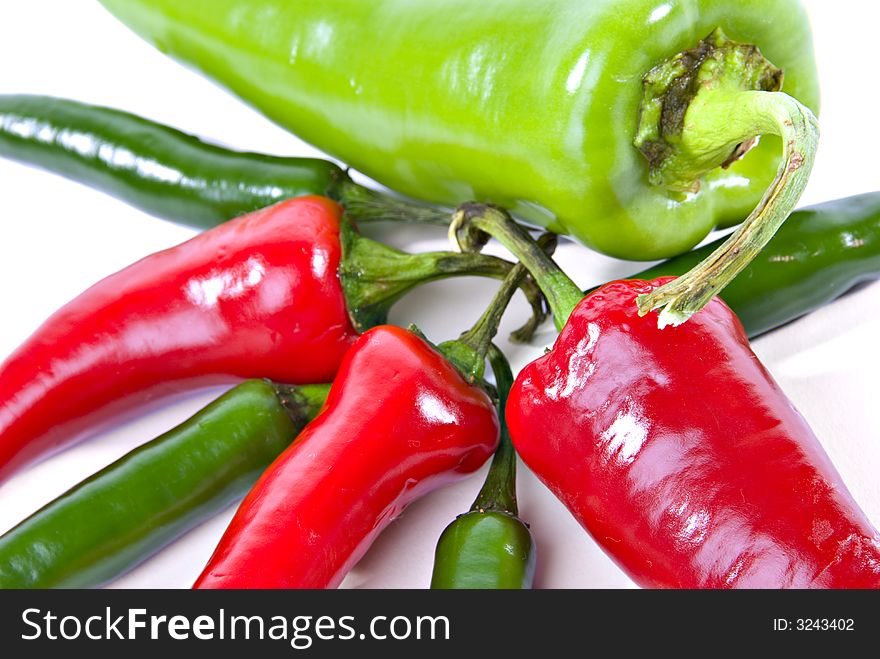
[
  {"x1": 455, "y1": 233, "x2": 556, "y2": 360},
  {"x1": 632, "y1": 28, "x2": 819, "y2": 327},
  {"x1": 437, "y1": 235, "x2": 553, "y2": 383},
  {"x1": 471, "y1": 345, "x2": 519, "y2": 515},
  {"x1": 636, "y1": 90, "x2": 818, "y2": 327},
  {"x1": 450, "y1": 203, "x2": 583, "y2": 330},
  {"x1": 338, "y1": 218, "x2": 547, "y2": 336}
]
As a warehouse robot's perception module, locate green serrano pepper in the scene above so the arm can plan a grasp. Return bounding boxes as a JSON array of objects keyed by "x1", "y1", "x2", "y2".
[
  {"x1": 0, "y1": 379, "x2": 329, "y2": 589},
  {"x1": 431, "y1": 346, "x2": 536, "y2": 589},
  {"x1": 0, "y1": 94, "x2": 447, "y2": 229},
  {"x1": 624, "y1": 193, "x2": 880, "y2": 338}
]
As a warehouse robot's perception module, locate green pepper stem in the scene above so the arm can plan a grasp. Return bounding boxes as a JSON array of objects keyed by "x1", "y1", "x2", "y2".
[
  {"x1": 437, "y1": 234, "x2": 554, "y2": 383},
  {"x1": 455, "y1": 233, "x2": 555, "y2": 361},
  {"x1": 271, "y1": 382, "x2": 331, "y2": 427},
  {"x1": 632, "y1": 29, "x2": 819, "y2": 327},
  {"x1": 636, "y1": 89, "x2": 818, "y2": 327},
  {"x1": 334, "y1": 178, "x2": 452, "y2": 226},
  {"x1": 450, "y1": 203, "x2": 583, "y2": 330},
  {"x1": 471, "y1": 345, "x2": 519, "y2": 516},
  {"x1": 338, "y1": 217, "x2": 547, "y2": 337}
]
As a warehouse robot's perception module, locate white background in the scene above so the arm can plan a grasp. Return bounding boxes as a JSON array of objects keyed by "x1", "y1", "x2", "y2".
[{"x1": 1, "y1": 0, "x2": 879, "y2": 589}]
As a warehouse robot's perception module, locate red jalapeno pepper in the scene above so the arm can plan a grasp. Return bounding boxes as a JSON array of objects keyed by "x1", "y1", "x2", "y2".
[
  {"x1": 193, "y1": 243, "x2": 549, "y2": 589},
  {"x1": 0, "y1": 196, "x2": 535, "y2": 481},
  {"x1": 452, "y1": 205, "x2": 880, "y2": 589}
]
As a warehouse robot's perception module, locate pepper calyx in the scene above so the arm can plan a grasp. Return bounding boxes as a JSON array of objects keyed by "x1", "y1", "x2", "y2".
[
  {"x1": 436, "y1": 339, "x2": 486, "y2": 384},
  {"x1": 410, "y1": 326, "x2": 495, "y2": 401},
  {"x1": 634, "y1": 28, "x2": 783, "y2": 192},
  {"x1": 271, "y1": 381, "x2": 331, "y2": 427}
]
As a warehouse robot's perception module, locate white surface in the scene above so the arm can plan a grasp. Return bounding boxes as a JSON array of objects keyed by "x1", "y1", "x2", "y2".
[{"x1": 0, "y1": 0, "x2": 878, "y2": 589}]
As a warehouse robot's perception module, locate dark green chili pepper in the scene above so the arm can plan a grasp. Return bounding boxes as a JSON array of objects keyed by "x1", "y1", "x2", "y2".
[
  {"x1": 0, "y1": 379, "x2": 329, "y2": 589},
  {"x1": 623, "y1": 193, "x2": 880, "y2": 337},
  {"x1": 0, "y1": 94, "x2": 448, "y2": 229},
  {"x1": 430, "y1": 345, "x2": 536, "y2": 589}
]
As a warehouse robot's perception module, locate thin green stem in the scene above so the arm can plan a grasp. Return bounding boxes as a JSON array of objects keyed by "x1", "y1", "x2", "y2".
[
  {"x1": 338, "y1": 218, "x2": 547, "y2": 337},
  {"x1": 636, "y1": 90, "x2": 818, "y2": 327},
  {"x1": 450, "y1": 203, "x2": 583, "y2": 330},
  {"x1": 335, "y1": 178, "x2": 452, "y2": 226},
  {"x1": 456, "y1": 233, "x2": 555, "y2": 360},
  {"x1": 437, "y1": 244, "x2": 539, "y2": 383},
  {"x1": 471, "y1": 345, "x2": 519, "y2": 515}
]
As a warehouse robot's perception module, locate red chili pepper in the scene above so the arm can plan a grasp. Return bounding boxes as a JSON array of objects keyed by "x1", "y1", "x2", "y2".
[
  {"x1": 192, "y1": 240, "x2": 551, "y2": 589},
  {"x1": 0, "y1": 196, "x2": 528, "y2": 480},
  {"x1": 510, "y1": 278, "x2": 880, "y2": 588},
  {"x1": 193, "y1": 325, "x2": 499, "y2": 589},
  {"x1": 452, "y1": 205, "x2": 880, "y2": 589}
]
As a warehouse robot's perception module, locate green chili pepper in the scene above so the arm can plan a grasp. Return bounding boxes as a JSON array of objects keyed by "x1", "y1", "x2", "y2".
[
  {"x1": 623, "y1": 193, "x2": 880, "y2": 338},
  {"x1": 0, "y1": 94, "x2": 447, "y2": 230},
  {"x1": 0, "y1": 379, "x2": 329, "y2": 589},
  {"x1": 431, "y1": 346, "x2": 536, "y2": 590},
  {"x1": 98, "y1": 0, "x2": 820, "y2": 324}
]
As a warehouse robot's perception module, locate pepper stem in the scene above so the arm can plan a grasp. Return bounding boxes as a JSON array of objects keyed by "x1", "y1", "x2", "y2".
[
  {"x1": 271, "y1": 382, "x2": 331, "y2": 428},
  {"x1": 450, "y1": 203, "x2": 584, "y2": 330},
  {"x1": 338, "y1": 217, "x2": 547, "y2": 338},
  {"x1": 457, "y1": 233, "x2": 556, "y2": 359},
  {"x1": 636, "y1": 90, "x2": 817, "y2": 326},
  {"x1": 471, "y1": 345, "x2": 519, "y2": 516},
  {"x1": 334, "y1": 178, "x2": 452, "y2": 226},
  {"x1": 632, "y1": 29, "x2": 819, "y2": 327},
  {"x1": 437, "y1": 235, "x2": 554, "y2": 383}
]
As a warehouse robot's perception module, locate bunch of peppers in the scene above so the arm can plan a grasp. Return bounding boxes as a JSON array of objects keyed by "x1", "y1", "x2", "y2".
[{"x1": 1, "y1": 0, "x2": 879, "y2": 589}]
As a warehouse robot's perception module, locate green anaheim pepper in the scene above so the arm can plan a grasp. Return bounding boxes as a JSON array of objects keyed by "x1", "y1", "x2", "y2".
[
  {"x1": 0, "y1": 379, "x2": 329, "y2": 589},
  {"x1": 431, "y1": 346, "x2": 536, "y2": 589},
  {"x1": 98, "y1": 0, "x2": 821, "y2": 324},
  {"x1": 0, "y1": 95, "x2": 448, "y2": 229}
]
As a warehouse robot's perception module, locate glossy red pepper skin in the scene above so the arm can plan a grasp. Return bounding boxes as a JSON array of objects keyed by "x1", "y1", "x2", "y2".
[
  {"x1": 507, "y1": 278, "x2": 880, "y2": 589},
  {"x1": 194, "y1": 325, "x2": 499, "y2": 589},
  {"x1": 0, "y1": 196, "x2": 356, "y2": 480}
]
